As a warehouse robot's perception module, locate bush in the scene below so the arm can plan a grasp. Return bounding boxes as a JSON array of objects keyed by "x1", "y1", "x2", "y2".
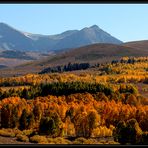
[
  {"x1": 113, "y1": 120, "x2": 128, "y2": 144},
  {"x1": 108, "y1": 141, "x2": 119, "y2": 144},
  {"x1": 140, "y1": 132, "x2": 148, "y2": 144},
  {"x1": 113, "y1": 119, "x2": 143, "y2": 144},
  {"x1": 52, "y1": 137, "x2": 71, "y2": 144},
  {"x1": 98, "y1": 139, "x2": 106, "y2": 144},
  {"x1": 47, "y1": 138, "x2": 55, "y2": 144},
  {"x1": 125, "y1": 94, "x2": 138, "y2": 106},
  {"x1": 29, "y1": 135, "x2": 48, "y2": 143},
  {"x1": 16, "y1": 134, "x2": 29, "y2": 142},
  {"x1": 0, "y1": 129, "x2": 16, "y2": 137},
  {"x1": 12, "y1": 128, "x2": 22, "y2": 135},
  {"x1": 126, "y1": 118, "x2": 142, "y2": 144},
  {"x1": 39, "y1": 112, "x2": 62, "y2": 136},
  {"x1": 73, "y1": 137, "x2": 88, "y2": 144},
  {"x1": 83, "y1": 138, "x2": 98, "y2": 144},
  {"x1": 119, "y1": 84, "x2": 138, "y2": 94},
  {"x1": 22, "y1": 129, "x2": 34, "y2": 136}
]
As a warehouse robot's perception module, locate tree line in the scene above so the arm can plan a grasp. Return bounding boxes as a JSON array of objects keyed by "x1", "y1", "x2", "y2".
[
  {"x1": 39, "y1": 62, "x2": 90, "y2": 74},
  {"x1": 0, "y1": 82, "x2": 138, "y2": 102}
]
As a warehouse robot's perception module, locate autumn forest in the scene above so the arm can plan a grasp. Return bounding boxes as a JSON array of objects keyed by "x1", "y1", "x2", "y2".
[{"x1": 0, "y1": 56, "x2": 148, "y2": 144}]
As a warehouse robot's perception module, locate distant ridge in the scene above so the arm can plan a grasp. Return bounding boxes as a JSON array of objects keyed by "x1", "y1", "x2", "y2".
[
  {"x1": 39, "y1": 43, "x2": 147, "y2": 66},
  {"x1": 7, "y1": 42, "x2": 147, "y2": 77},
  {"x1": 123, "y1": 40, "x2": 148, "y2": 51},
  {"x1": 0, "y1": 23, "x2": 123, "y2": 53}
]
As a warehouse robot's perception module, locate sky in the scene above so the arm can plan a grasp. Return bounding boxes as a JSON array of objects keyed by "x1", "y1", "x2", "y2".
[{"x1": 0, "y1": 4, "x2": 148, "y2": 42}]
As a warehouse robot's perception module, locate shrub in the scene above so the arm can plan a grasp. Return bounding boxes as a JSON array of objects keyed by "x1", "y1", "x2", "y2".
[
  {"x1": 12, "y1": 128, "x2": 22, "y2": 135},
  {"x1": 113, "y1": 119, "x2": 143, "y2": 144},
  {"x1": 83, "y1": 138, "x2": 98, "y2": 144},
  {"x1": 0, "y1": 129, "x2": 16, "y2": 137},
  {"x1": 47, "y1": 138, "x2": 55, "y2": 144},
  {"x1": 108, "y1": 141, "x2": 119, "y2": 144},
  {"x1": 29, "y1": 135, "x2": 48, "y2": 143},
  {"x1": 22, "y1": 129, "x2": 34, "y2": 136},
  {"x1": 73, "y1": 137, "x2": 87, "y2": 144},
  {"x1": 125, "y1": 94, "x2": 138, "y2": 106},
  {"x1": 16, "y1": 134, "x2": 29, "y2": 142},
  {"x1": 98, "y1": 139, "x2": 106, "y2": 144},
  {"x1": 140, "y1": 132, "x2": 148, "y2": 144},
  {"x1": 52, "y1": 137, "x2": 71, "y2": 144},
  {"x1": 113, "y1": 120, "x2": 128, "y2": 144},
  {"x1": 39, "y1": 112, "x2": 62, "y2": 136},
  {"x1": 126, "y1": 118, "x2": 142, "y2": 144}
]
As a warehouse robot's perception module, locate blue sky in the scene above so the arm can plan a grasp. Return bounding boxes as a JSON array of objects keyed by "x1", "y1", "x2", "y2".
[{"x1": 0, "y1": 4, "x2": 148, "y2": 42}]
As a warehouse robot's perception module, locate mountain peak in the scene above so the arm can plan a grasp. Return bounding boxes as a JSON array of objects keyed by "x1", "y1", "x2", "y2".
[
  {"x1": 82, "y1": 25, "x2": 100, "y2": 32},
  {"x1": 90, "y1": 25, "x2": 100, "y2": 29},
  {"x1": 0, "y1": 22, "x2": 16, "y2": 31},
  {"x1": 0, "y1": 22, "x2": 9, "y2": 27},
  {"x1": 0, "y1": 22, "x2": 10, "y2": 27},
  {"x1": 0, "y1": 22, "x2": 6, "y2": 24}
]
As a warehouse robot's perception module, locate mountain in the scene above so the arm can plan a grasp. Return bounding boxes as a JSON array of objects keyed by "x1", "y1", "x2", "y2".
[
  {"x1": 0, "y1": 23, "x2": 35, "y2": 51},
  {"x1": 50, "y1": 25, "x2": 123, "y2": 50},
  {"x1": 0, "y1": 23, "x2": 123, "y2": 53}
]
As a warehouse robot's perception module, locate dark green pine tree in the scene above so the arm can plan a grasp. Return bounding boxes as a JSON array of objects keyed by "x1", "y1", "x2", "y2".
[
  {"x1": 19, "y1": 109, "x2": 28, "y2": 130},
  {"x1": 28, "y1": 113, "x2": 35, "y2": 129},
  {"x1": 12, "y1": 106, "x2": 20, "y2": 128},
  {"x1": 1, "y1": 104, "x2": 13, "y2": 128},
  {"x1": 113, "y1": 120, "x2": 128, "y2": 144}
]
